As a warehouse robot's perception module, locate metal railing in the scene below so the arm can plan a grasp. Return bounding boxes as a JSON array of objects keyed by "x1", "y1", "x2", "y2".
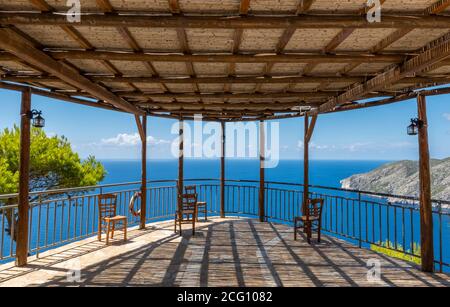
[{"x1": 0, "y1": 179, "x2": 449, "y2": 273}]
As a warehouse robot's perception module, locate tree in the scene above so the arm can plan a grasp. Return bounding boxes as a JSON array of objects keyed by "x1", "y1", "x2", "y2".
[{"x1": 0, "y1": 126, "x2": 106, "y2": 240}]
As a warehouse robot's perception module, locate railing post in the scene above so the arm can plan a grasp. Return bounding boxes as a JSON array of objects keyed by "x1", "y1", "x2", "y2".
[
  {"x1": 259, "y1": 120, "x2": 265, "y2": 222},
  {"x1": 139, "y1": 115, "x2": 147, "y2": 230},
  {"x1": 220, "y1": 121, "x2": 226, "y2": 218},
  {"x1": 358, "y1": 192, "x2": 362, "y2": 248},
  {"x1": 417, "y1": 95, "x2": 434, "y2": 272},
  {"x1": 16, "y1": 88, "x2": 31, "y2": 267}
]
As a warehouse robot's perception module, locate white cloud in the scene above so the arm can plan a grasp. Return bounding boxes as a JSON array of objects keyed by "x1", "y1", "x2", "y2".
[
  {"x1": 297, "y1": 140, "x2": 413, "y2": 153},
  {"x1": 100, "y1": 133, "x2": 170, "y2": 147},
  {"x1": 444, "y1": 113, "x2": 450, "y2": 121}
]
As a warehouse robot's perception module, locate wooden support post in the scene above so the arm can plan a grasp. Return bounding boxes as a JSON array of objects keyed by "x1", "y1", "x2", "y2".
[
  {"x1": 303, "y1": 115, "x2": 309, "y2": 215},
  {"x1": 16, "y1": 88, "x2": 31, "y2": 267},
  {"x1": 220, "y1": 121, "x2": 226, "y2": 218},
  {"x1": 178, "y1": 119, "x2": 184, "y2": 197},
  {"x1": 139, "y1": 116, "x2": 147, "y2": 230},
  {"x1": 417, "y1": 95, "x2": 434, "y2": 272},
  {"x1": 259, "y1": 120, "x2": 265, "y2": 222},
  {"x1": 303, "y1": 114, "x2": 317, "y2": 215}
]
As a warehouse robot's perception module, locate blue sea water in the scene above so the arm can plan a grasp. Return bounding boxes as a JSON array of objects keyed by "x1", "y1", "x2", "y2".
[{"x1": 101, "y1": 159, "x2": 386, "y2": 187}]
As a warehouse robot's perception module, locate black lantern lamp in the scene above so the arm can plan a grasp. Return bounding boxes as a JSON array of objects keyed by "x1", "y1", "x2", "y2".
[
  {"x1": 407, "y1": 118, "x2": 423, "y2": 136},
  {"x1": 28, "y1": 110, "x2": 45, "y2": 128}
]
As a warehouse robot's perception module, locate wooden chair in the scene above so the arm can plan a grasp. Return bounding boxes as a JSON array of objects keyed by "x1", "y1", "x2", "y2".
[
  {"x1": 98, "y1": 194, "x2": 127, "y2": 245},
  {"x1": 175, "y1": 193, "x2": 197, "y2": 236},
  {"x1": 184, "y1": 185, "x2": 207, "y2": 221},
  {"x1": 294, "y1": 198, "x2": 324, "y2": 244}
]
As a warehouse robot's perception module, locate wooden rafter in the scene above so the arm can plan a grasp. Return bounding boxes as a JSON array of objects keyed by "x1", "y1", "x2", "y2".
[
  {"x1": 345, "y1": 0, "x2": 450, "y2": 74},
  {"x1": 226, "y1": 0, "x2": 250, "y2": 94},
  {"x1": 0, "y1": 28, "x2": 143, "y2": 114},
  {"x1": 296, "y1": 0, "x2": 315, "y2": 14},
  {"x1": 316, "y1": 34, "x2": 450, "y2": 114},
  {"x1": 426, "y1": 0, "x2": 450, "y2": 14}
]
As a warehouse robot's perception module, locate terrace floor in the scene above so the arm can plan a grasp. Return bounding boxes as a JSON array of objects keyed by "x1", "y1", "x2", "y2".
[{"x1": 0, "y1": 218, "x2": 449, "y2": 287}]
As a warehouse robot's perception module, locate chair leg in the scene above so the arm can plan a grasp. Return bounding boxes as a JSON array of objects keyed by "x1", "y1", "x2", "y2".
[
  {"x1": 294, "y1": 220, "x2": 297, "y2": 241},
  {"x1": 317, "y1": 221, "x2": 322, "y2": 243},
  {"x1": 111, "y1": 223, "x2": 115, "y2": 239},
  {"x1": 192, "y1": 209, "x2": 196, "y2": 236},
  {"x1": 205, "y1": 207, "x2": 207, "y2": 221},
  {"x1": 306, "y1": 222, "x2": 312, "y2": 244},
  {"x1": 174, "y1": 213, "x2": 177, "y2": 233},
  {"x1": 124, "y1": 220, "x2": 127, "y2": 242},
  {"x1": 106, "y1": 221, "x2": 111, "y2": 245},
  {"x1": 98, "y1": 222, "x2": 102, "y2": 241},
  {"x1": 179, "y1": 217, "x2": 182, "y2": 236}
]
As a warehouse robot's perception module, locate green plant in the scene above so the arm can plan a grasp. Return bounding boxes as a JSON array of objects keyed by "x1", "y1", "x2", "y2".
[
  {"x1": 0, "y1": 126, "x2": 106, "y2": 240},
  {"x1": 371, "y1": 240, "x2": 421, "y2": 265}
]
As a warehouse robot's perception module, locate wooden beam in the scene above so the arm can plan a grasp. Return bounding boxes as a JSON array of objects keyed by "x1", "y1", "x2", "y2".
[
  {"x1": 220, "y1": 121, "x2": 226, "y2": 218},
  {"x1": 296, "y1": 0, "x2": 315, "y2": 14},
  {"x1": 426, "y1": 0, "x2": 450, "y2": 14},
  {"x1": 259, "y1": 120, "x2": 265, "y2": 222},
  {"x1": 0, "y1": 28, "x2": 144, "y2": 115},
  {"x1": 135, "y1": 115, "x2": 145, "y2": 142},
  {"x1": 3, "y1": 13, "x2": 450, "y2": 29},
  {"x1": 305, "y1": 114, "x2": 317, "y2": 143},
  {"x1": 240, "y1": 0, "x2": 251, "y2": 15},
  {"x1": 139, "y1": 102, "x2": 318, "y2": 111},
  {"x1": 140, "y1": 115, "x2": 147, "y2": 230},
  {"x1": 346, "y1": 0, "x2": 448, "y2": 75},
  {"x1": 324, "y1": 28, "x2": 355, "y2": 52},
  {"x1": 96, "y1": 0, "x2": 114, "y2": 12},
  {"x1": 16, "y1": 88, "x2": 31, "y2": 267},
  {"x1": 316, "y1": 34, "x2": 450, "y2": 114},
  {"x1": 417, "y1": 95, "x2": 434, "y2": 272},
  {"x1": 28, "y1": 0, "x2": 53, "y2": 11},
  {"x1": 46, "y1": 50, "x2": 405, "y2": 63},
  {"x1": 5, "y1": 75, "x2": 448, "y2": 85},
  {"x1": 122, "y1": 91, "x2": 337, "y2": 99}
]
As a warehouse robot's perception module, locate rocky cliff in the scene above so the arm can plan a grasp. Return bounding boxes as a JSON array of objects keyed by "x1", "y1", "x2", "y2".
[{"x1": 341, "y1": 158, "x2": 450, "y2": 201}]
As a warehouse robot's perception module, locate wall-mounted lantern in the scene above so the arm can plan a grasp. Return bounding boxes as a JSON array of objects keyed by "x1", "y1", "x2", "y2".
[
  {"x1": 28, "y1": 110, "x2": 45, "y2": 128},
  {"x1": 407, "y1": 118, "x2": 423, "y2": 136}
]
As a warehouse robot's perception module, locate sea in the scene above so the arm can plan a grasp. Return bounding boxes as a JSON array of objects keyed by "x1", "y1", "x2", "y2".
[{"x1": 101, "y1": 159, "x2": 386, "y2": 187}]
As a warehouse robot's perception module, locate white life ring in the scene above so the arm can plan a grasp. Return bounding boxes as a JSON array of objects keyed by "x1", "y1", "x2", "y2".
[{"x1": 129, "y1": 191, "x2": 142, "y2": 217}]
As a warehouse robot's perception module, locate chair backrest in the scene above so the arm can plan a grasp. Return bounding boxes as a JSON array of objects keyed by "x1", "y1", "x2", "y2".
[
  {"x1": 305, "y1": 198, "x2": 324, "y2": 219},
  {"x1": 184, "y1": 185, "x2": 197, "y2": 195},
  {"x1": 178, "y1": 193, "x2": 197, "y2": 213},
  {"x1": 98, "y1": 194, "x2": 118, "y2": 219}
]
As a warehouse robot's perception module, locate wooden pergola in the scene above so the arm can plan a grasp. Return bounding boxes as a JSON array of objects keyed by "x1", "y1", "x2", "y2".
[{"x1": 1, "y1": 0, "x2": 450, "y2": 273}]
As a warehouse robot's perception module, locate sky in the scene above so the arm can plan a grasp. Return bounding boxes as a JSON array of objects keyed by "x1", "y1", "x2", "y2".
[{"x1": 0, "y1": 88, "x2": 449, "y2": 161}]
